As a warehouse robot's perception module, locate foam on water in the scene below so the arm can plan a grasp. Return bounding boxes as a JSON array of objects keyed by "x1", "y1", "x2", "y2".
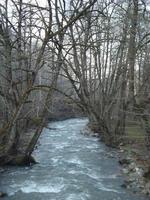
[
  {"x1": 66, "y1": 156, "x2": 84, "y2": 166},
  {"x1": 53, "y1": 142, "x2": 70, "y2": 150},
  {"x1": 51, "y1": 156, "x2": 63, "y2": 165},
  {"x1": 96, "y1": 181, "x2": 121, "y2": 193},
  {"x1": 66, "y1": 193, "x2": 90, "y2": 200},
  {"x1": 9, "y1": 179, "x2": 65, "y2": 196},
  {"x1": 1, "y1": 118, "x2": 148, "y2": 200}
]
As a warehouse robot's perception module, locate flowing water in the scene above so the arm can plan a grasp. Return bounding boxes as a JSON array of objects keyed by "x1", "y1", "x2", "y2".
[{"x1": 0, "y1": 118, "x2": 148, "y2": 200}]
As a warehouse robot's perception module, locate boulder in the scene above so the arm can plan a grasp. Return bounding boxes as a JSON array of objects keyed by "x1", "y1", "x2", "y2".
[
  {"x1": 122, "y1": 168, "x2": 129, "y2": 174},
  {"x1": 121, "y1": 180, "x2": 132, "y2": 189},
  {"x1": 0, "y1": 192, "x2": 7, "y2": 198},
  {"x1": 128, "y1": 162, "x2": 136, "y2": 172},
  {"x1": 143, "y1": 167, "x2": 150, "y2": 180},
  {"x1": 7, "y1": 155, "x2": 37, "y2": 166},
  {"x1": 0, "y1": 168, "x2": 5, "y2": 173},
  {"x1": 119, "y1": 158, "x2": 131, "y2": 165}
]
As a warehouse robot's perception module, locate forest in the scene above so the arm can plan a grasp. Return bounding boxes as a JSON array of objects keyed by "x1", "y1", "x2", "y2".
[{"x1": 0, "y1": 0, "x2": 150, "y2": 199}]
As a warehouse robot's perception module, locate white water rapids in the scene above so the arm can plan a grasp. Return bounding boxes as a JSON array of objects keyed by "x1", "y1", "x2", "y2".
[{"x1": 0, "y1": 118, "x2": 148, "y2": 200}]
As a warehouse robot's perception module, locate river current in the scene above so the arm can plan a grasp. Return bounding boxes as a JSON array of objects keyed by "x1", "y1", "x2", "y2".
[{"x1": 0, "y1": 118, "x2": 148, "y2": 200}]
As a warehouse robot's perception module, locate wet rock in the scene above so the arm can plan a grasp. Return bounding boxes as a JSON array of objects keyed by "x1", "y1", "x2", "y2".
[
  {"x1": 139, "y1": 178, "x2": 145, "y2": 186},
  {"x1": 105, "y1": 152, "x2": 115, "y2": 158},
  {"x1": 121, "y1": 183, "x2": 127, "y2": 188},
  {"x1": 122, "y1": 168, "x2": 129, "y2": 174},
  {"x1": 120, "y1": 153, "x2": 150, "y2": 197},
  {"x1": 121, "y1": 179, "x2": 133, "y2": 188},
  {"x1": 119, "y1": 158, "x2": 131, "y2": 165},
  {"x1": 132, "y1": 186, "x2": 141, "y2": 194},
  {"x1": 135, "y1": 167, "x2": 143, "y2": 176},
  {"x1": 107, "y1": 153, "x2": 115, "y2": 158},
  {"x1": 0, "y1": 168, "x2": 5, "y2": 173},
  {"x1": 7, "y1": 155, "x2": 37, "y2": 166},
  {"x1": 0, "y1": 192, "x2": 7, "y2": 198},
  {"x1": 119, "y1": 142, "x2": 124, "y2": 147},
  {"x1": 81, "y1": 127, "x2": 92, "y2": 136},
  {"x1": 81, "y1": 126, "x2": 100, "y2": 138},
  {"x1": 119, "y1": 149, "x2": 125, "y2": 153},
  {"x1": 143, "y1": 167, "x2": 150, "y2": 180},
  {"x1": 142, "y1": 182, "x2": 150, "y2": 195},
  {"x1": 92, "y1": 133, "x2": 99, "y2": 137},
  {"x1": 128, "y1": 162, "x2": 137, "y2": 172}
]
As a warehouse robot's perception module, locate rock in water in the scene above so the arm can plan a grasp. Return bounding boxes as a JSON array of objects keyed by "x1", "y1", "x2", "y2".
[
  {"x1": 0, "y1": 192, "x2": 7, "y2": 198},
  {"x1": 7, "y1": 155, "x2": 37, "y2": 166},
  {"x1": 119, "y1": 158, "x2": 131, "y2": 165},
  {"x1": 143, "y1": 167, "x2": 150, "y2": 180}
]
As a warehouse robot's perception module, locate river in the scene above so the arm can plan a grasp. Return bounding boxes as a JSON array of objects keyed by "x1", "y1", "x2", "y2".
[{"x1": 0, "y1": 118, "x2": 148, "y2": 200}]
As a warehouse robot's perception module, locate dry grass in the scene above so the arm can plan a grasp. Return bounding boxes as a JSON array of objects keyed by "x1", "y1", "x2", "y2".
[
  {"x1": 125, "y1": 124, "x2": 145, "y2": 143},
  {"x1": 122, "y1": 121, "x2": 150, "y2": 167}
]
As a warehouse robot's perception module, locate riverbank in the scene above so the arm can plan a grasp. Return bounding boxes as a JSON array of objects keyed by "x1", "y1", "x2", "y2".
[
  {"x1": 82, "y1": 125, "x2": 150, "y2": 197},
  {"x1": 0, "y1": 168, "x2": 6, "y2": 198},
  {"x1": 0, "y1": 118, "x2": 148, "y2": 200},
  {"x1": 118, "y1": 144, "x2": 150, "y2": 196}
]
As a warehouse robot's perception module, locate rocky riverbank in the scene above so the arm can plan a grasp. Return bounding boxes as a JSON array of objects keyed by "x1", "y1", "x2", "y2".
[
  {"x1": 0, "y1": 192, "x2": 7, "y2": 198},
  {"x1": 119, "y1": 147, "x2": 150, "y2": 196},
  {"x1": 1, "y1": 120, "x2": 149, "y2": 199},
  {"x1": 0, "y1": 168, "x2": 7, "y2": 198},
  {"x1": 81, "y1": 125, "x2": 150, "y2": 197}
]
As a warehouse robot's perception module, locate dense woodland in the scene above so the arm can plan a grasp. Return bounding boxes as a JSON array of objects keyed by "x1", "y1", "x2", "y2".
[{"x1": 0, "y1": 0, "x2": 150, "y2": 165}]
